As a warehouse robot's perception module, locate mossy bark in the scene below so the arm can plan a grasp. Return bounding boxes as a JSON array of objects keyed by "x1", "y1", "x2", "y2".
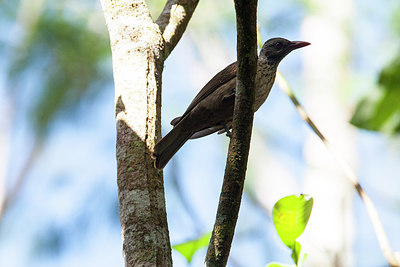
[{"x1": 205, "y1": 0, "x2": 258, "y2": 266}]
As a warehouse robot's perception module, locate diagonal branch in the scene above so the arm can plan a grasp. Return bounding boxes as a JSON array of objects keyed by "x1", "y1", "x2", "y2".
[
  {"x1": 0, "y1": 139, "x2": 42, "y2": 219},
  {"x1": 276, "y1": 72, "x2": 400, "y2": 267},
  {"x1": 156, "y1": 0, "x2": 199, "y2": 59},
  {"x1": 204, "y1": 0, "x2": 258, "y2": 266}
]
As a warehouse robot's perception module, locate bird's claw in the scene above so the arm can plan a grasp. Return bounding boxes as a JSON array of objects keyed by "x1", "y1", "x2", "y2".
[{"x1": 223, "y1": 124, "x2": 232, "y2": 139}]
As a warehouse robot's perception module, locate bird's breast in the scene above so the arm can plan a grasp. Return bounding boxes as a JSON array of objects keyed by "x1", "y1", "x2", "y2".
[{"x1": 254, "y1": 62, "x2": 277, "y2": 111}]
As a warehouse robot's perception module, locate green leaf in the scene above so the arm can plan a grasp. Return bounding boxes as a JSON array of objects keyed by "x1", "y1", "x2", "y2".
[
  {"x1": 272, "y1": 195, "x2": 313, "y2": 249},
  {"x1": 300, "y1": 252, "x2": 308, "y2": 267},
  {"x1": 172, "y1": 232, "x2": 211, "y2": 263},
  {"x1": 266, "y1": 263, "x2": 293, "y2": 267},
  {"x1": 351, "y1": 56, "x2": 400, "y2": 134},
  {"x1": 291, "y1": 241, "x2": 301, "y2": 266}
]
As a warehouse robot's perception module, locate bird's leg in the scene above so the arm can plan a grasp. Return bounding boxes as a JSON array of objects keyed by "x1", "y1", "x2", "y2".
[{"x1": 223, "y1": 123, "x2": 232, "y2": 138}]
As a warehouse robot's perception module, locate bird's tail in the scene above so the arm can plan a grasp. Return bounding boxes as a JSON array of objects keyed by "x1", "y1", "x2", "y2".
[{"x1": 152, "y1": 124, "x2": 192, "y2": 169}]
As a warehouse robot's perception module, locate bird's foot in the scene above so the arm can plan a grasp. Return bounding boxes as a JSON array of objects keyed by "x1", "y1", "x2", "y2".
[{"x1": 223, "y1": 124, "x2": 232, "y2": 139}]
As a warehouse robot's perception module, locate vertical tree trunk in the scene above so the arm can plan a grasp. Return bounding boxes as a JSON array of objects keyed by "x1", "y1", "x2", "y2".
[
  {"x1": 99, "y1": 0, "x2": 198, "y2": 265},
  {"x1": 100, "y1": 1, "x2": 171, "y2": 266}
]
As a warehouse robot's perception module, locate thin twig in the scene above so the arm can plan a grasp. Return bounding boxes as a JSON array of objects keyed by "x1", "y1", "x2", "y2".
[
  {"x1": 276, "y1": 72, "x2": 400, "y2": 267},
  {"x1": 0, "y1": 139, "x2": 43, "y2": 219}
]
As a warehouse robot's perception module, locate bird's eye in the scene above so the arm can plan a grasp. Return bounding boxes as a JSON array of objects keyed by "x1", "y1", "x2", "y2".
[{"x1": 274, "y1": 42, "x2": 282, "y2": 49}]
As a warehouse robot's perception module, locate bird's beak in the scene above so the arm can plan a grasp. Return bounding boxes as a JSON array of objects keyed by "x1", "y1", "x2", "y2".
[{"x1": 289, "y1": 41, "x2": 311, "y2": 50}]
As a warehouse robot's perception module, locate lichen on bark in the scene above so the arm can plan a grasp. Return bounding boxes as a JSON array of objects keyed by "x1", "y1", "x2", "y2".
[{"x1": 99, "y1": 0, "x2": 199, "y2": 266}]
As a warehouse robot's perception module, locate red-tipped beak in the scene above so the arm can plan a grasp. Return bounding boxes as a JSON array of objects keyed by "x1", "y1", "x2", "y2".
[{"x1": 289, "y1": 41, "x2": 311, "y2": 50}]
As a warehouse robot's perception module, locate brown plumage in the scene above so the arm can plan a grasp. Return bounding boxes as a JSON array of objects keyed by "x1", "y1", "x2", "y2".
[{"x1": 152, "y1": 38, "x2": 310, "y2": 169}]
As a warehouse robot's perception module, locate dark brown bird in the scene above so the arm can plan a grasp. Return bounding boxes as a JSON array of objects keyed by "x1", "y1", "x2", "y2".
[{"x1": 153, "y1": 37, "x2": 310, "y2": 169}]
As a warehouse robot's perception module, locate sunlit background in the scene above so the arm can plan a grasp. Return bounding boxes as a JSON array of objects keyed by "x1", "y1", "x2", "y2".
[{"x1": 1, "y1": 0, "x2": 400, "y2": 266}]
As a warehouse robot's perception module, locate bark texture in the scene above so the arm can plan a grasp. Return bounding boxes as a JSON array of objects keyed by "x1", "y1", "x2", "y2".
[
  {"x1": 205, "y1": 0, "x2": 258, "y2": 266},
  {"x1": 99, "y1": 0, "x2": 198, "y2": 266},
  {"x1": 156, "y1": 0, "x2": 199, "y2": 58}
]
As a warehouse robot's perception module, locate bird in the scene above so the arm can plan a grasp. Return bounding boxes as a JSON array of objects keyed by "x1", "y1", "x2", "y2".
[{"x1": 152, "y1": 37, "x2": 310, "y2": 169}]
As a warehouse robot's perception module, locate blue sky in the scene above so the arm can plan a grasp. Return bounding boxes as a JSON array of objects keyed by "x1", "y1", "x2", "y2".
[{"x1": 1, "y1": 0, "x2": 400, "y2": 266}]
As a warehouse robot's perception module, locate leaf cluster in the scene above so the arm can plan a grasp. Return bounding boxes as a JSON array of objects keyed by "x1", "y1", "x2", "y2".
[{"x1": 7, "y1": 7, "x2": 111, "y2": 137}]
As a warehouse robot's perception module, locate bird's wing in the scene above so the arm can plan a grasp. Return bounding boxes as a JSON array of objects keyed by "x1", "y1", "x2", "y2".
[
  {"x1": 189, "y1": 126, "x2": 224, "y2": 139},
  {"x1": 170, "y1": 62, "x2": 237, "y2": 126}
]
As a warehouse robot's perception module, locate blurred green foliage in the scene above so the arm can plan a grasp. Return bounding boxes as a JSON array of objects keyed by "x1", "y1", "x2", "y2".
[
  {"x1": 32, "y1": 226, "x2": 65, "y2": 257},
  {"x1": 7, "y1": 3, "x2": 110, "y2": 137},
  {"x1": 351, "y1": 57, "x2": 400, "y2": 134},
  {"x1": 351, "y1": 3, "x2": 400, "y2": 135}
]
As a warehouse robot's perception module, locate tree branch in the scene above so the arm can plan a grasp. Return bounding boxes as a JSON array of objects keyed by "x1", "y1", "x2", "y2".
[
  {"x1": 276, "y1": 72, "x2": 400, "y2": 267},
  {"x1": 0, "y1": 139, "x2": 42, "y2": 219},
  {"x1": 204, "y1": 0, "x2": 258, "y2": 265},
  {"x1": 100, "y1": 1, "x2": 172, "y2": 266},
  {"x1": 100, "y1": 0, "x2": 201, "y2": 265},
  {"x1": 156, "y1": 0, "x2": 199, "y2": 59}
]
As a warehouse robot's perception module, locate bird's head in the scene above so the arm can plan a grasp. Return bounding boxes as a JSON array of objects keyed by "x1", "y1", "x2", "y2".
[{"x1": 260, "y1": 37, "x2": 310, "y2": 63}]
